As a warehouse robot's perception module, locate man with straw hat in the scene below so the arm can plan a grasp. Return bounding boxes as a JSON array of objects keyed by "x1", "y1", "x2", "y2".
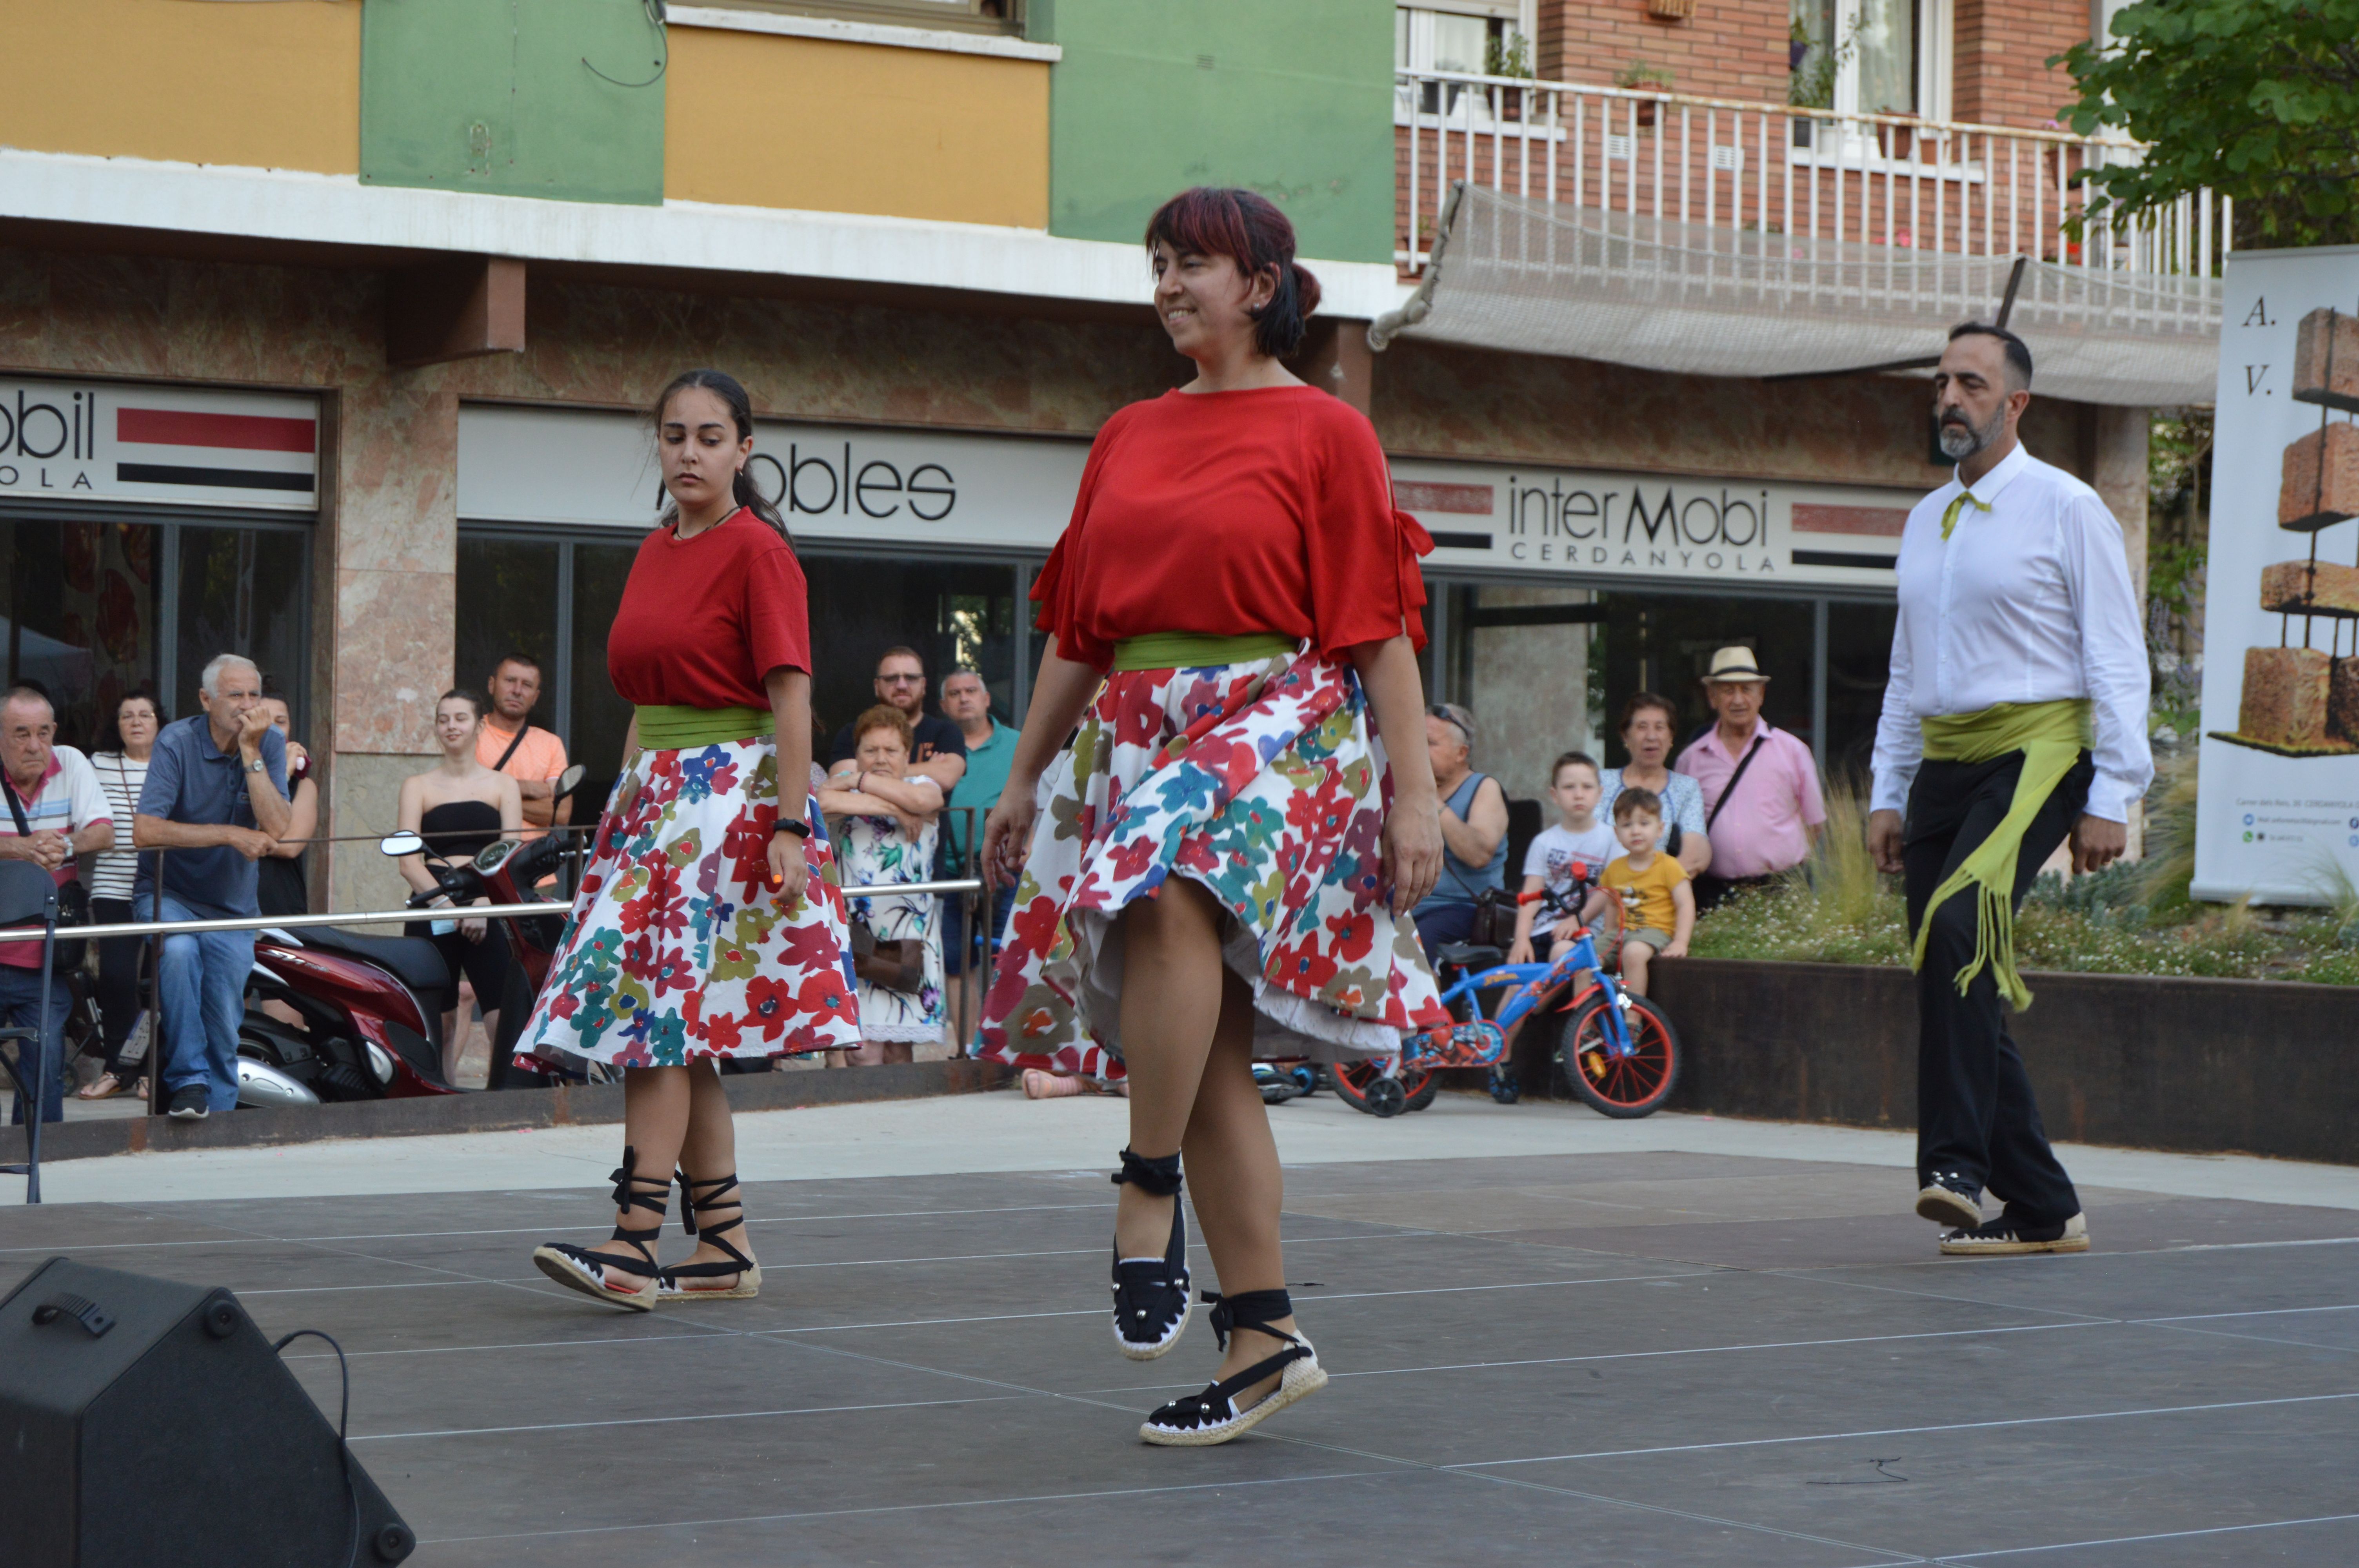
[
  {"x1": 1674, "y1": 646, "x2": 1825, "y2": 911},
  {"x1": 1868, "y1": 323, "x2": 2152, "y2": 1258}
]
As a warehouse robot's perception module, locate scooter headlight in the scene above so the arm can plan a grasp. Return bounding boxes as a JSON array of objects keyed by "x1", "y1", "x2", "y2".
[{"x1": 364, "y1": 1040, "x2": 396, "y2": 1085}]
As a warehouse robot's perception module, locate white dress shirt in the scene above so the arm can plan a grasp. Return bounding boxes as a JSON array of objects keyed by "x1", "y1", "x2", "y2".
[{"x1": 1870, "y1": 441, "x2": 2154, "y2": 823}]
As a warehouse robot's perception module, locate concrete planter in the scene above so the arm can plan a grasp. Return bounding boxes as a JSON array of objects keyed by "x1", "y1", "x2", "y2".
[{"x1": 1646, "y1": 958, "x2": 2357, "y2": 1166}]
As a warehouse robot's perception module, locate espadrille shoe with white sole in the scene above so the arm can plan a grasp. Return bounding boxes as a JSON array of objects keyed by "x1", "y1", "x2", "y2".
[
  {"x1": 1110, "y1": 1149, "x2": 1191, "y2": 1361},
  {"x1": 658, "y1": 1171, "x2": 762, "y2": 1303},
  {"x1": 1916, "y1": 1172, "x2": 1983, "y2": 1228},
  {"x1": 1140, "y1": 1289, "x2": 1327, "y2": 1448},
  {"x1": 532, "y1": 1148, "x2": 669, "y2": 1313},
  {"x1": 1939, "y1": 1211, "x2": 2089, "y2": 1257}
]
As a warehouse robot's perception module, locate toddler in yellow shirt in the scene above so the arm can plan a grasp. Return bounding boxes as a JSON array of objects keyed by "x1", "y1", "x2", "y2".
[{"x1": 1580, "y1": 788, "x2": 1695, "y2": 997}]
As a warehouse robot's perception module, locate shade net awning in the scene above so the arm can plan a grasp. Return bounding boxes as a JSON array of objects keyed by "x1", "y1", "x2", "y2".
[{"x1": 1371, "y1": 185, "x2": 2221, "y2": 407}]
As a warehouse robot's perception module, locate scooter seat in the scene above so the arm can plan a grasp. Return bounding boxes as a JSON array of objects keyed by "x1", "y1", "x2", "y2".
[
  {"x1": 292, "y1": 925, "x2": 458, "y2": 1000},
  {"x1": 1434, "y1": 943, "x2": 1505, "y2": 971}
]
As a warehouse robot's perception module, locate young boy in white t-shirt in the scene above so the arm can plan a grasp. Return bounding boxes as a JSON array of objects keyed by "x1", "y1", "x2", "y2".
[{"x1": 1507, "y1": 751, "x2": 1617, "y2": 965}]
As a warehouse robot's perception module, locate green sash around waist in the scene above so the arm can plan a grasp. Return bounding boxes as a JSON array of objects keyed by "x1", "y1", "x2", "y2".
[
  {"x1": 1109, "y1": 632, "x2": 1296, "y2": 673},
  {"x1": 1911, "y1": 698, "x2": 2092, "y2": 1012},
  {"x1": 632, "y1": 704, "x2": 774, "y2": 750}
]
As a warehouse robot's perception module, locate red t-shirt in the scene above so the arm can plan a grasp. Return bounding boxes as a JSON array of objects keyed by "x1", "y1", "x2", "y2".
[
  {"x1": 1032, "y1": 387, "x2": 1432, "y2": 671},
  {"x1": 607, "y1": 510, "x2": 812, "y2": 708}
]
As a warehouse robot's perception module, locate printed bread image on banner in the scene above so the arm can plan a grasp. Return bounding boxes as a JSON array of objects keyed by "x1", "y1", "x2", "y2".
[{"x1": 2194, "y1": 249, "x2": 2359, "y2": 903}]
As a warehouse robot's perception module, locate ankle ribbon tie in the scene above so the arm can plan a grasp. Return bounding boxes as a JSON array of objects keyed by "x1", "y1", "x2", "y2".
[
  {"x1": 1111, "y1": 1148, "x2": 1183, "y2": 1197},
  {"x1": 1203, "y1": 1288, "x2": 1294, "y2": 1352}
]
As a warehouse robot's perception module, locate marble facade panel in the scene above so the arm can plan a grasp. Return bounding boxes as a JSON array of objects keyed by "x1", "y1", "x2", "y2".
[{"x1": 333, "y1": 568, "x2": 450, "y2": 754}]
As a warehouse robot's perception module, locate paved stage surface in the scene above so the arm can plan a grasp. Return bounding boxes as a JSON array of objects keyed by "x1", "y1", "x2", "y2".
[{"x1": 5, "y1": 1090, "x2": 2357, "y2": 1565}]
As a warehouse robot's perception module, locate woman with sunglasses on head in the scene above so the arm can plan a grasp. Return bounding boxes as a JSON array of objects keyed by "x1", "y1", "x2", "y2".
[
  {"x1": 519, "y1": 368, "x2": 861, "y2": 1311},
  {"x1": 980, "y1": 187, "x2": 1448, "y2": 1447}
]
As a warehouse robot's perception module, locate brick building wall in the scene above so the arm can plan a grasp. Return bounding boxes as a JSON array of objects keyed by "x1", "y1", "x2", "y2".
[{"x1": 1952, "y1": 0, "x2": 2086, "y2": 126}]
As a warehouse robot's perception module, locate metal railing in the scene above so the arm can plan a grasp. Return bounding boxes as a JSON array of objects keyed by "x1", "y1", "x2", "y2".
[{"x1": 1395, "y1": 67, "x2": 2226, "y2": 280}]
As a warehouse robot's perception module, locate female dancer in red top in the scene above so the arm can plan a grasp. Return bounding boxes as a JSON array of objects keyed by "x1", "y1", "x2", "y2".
[
  {"x1": 982, "y1": 188, "x2": 1448, "y2": 1445},
  {"x1": 523, "y1": 369, "x2": 861, "y2": 1311}
]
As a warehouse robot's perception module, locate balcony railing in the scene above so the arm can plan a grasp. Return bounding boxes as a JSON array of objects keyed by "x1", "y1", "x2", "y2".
[{"x1": 1396, "y1": 69, "x2": 2225, "y2": 281}]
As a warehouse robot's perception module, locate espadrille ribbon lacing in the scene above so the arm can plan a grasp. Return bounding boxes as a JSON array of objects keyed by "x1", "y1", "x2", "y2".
[
  {"x1": 1140, "y1": 1289, "x2": 1327, "y2": 1447},
  {"x1": 530, "y1": 1145, "x2": 671, "y2": 1312},
  {"x1": 658, "y1": 1171, "x2": 762, "y2": 1301},
  {"x1": 1109, "y1": 1148, "x2": 1191, "y2": 1360}
]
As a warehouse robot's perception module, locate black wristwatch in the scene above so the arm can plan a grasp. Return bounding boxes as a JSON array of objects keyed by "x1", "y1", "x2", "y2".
[{"x1": 772, "y1": 817, "x2": 812, "y2": 838}]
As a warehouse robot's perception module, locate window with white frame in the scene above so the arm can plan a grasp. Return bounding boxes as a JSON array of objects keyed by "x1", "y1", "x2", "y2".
[
  {"x1": 1791, "y1": 0, "x2": 1951, "y2": 123},
  {"x1": 1396, "y1": 2, "x2": 1536, "y2": 117}
]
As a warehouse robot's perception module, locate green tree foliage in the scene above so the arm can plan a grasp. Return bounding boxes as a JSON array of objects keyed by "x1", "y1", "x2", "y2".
[{"x1": 2054, "y1": 0, "x2": 2359, "y2": 247}]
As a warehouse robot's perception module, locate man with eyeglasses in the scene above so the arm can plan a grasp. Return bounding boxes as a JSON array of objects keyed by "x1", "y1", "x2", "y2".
[{"x1": 829, "y1": 646, "x2": 967, "y2": 795}]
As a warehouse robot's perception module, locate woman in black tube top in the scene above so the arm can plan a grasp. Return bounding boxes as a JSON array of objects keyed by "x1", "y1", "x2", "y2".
[{"x1": 396, "y1": 689, "x2": 524, "y2": 1085}]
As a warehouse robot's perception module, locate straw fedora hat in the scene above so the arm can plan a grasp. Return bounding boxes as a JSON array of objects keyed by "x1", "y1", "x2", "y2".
[{"x1": 1702, "y1": 646, "x2": 1768, "y2": 683}]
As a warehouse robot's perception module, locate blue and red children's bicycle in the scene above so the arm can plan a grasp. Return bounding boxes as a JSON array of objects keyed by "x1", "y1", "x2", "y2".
[{"x1": 1329, "y1": 889, "x2": 1681, "y2": 1119}]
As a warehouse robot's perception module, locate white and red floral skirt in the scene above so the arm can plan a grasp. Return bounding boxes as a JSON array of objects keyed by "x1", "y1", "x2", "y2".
[
  {"x1": 517, "y1": 736, "x2": 861, "y2": 1068},
  {"x1": 976, "y1": 649, "x2": 1447, "y2": 1080}
]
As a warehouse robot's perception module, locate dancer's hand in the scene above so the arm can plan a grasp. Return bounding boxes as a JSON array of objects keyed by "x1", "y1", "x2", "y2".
[
  {"x1": 1381, "y1": 795, "x2": 1444, "y2": 916},
  {"x1": 768, "y1": 831, "x2": 811, "y2": 909},
  {"x1": 1867, "y1": 809, "x2": 1905, "y2": 875},
  {"x1": 982, "y1": 784, "x2": 1038, "y2": 893}
]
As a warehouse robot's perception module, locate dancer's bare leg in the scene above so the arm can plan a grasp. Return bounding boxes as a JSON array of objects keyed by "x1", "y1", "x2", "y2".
[
  {"x1": 581, "y1": 1065, "x2": 692, "y2": 1266},
  {"x1": 1115, "y1": 878, "x2": 1298, "y2": 1399},
  {"x1": 671, "y1": 1060, "x2": 754, "y2": 1285}
]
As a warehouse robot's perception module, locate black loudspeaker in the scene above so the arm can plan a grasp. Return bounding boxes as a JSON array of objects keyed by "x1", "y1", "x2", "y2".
[{"x1": 0, "y1": 1258, "x2": 414, "y2": 1567}]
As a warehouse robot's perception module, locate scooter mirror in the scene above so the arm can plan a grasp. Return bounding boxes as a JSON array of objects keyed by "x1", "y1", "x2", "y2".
[
  {"x1": 554, "y1": 763, "x2": 587, "y2": 801},
  {"x1": 379, "y1": 830, "x2": 425, "y2": 858}
]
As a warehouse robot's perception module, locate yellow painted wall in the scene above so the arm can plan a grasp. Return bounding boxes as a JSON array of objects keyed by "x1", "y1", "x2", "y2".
[
  {"x1": 667, "y1": 28, "x2": 1048, "y2": 229},
  {"x1": 0, "y1": 0, "x2": 360, "y2": 173}
]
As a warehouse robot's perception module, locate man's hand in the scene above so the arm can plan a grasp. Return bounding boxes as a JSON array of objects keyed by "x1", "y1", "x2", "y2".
[
  {"x1": 1661, "y1": 937, "x2": 1690, "y2": 959},
  {"x1": 7, "y1": 829, "x2": 71, "y2": 871},
  {"x1": 1868, "y1": 809, "x2": 1906, "y2": 875},
  {"x1": 2071, "y1": 814, "x2": 2127, "y2": 874},
  {"x1": 516, "y1": 776, "x2": 555, "y2": 800},
  {"x1": 227, "y1": 826, "x2": 276, "y2": 861},
  {"x1": 236, "y1": 704, "x2": 275, "y2": 756}
]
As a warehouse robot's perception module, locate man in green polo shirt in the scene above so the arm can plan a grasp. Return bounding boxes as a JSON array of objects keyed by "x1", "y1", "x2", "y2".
[{"x1": 941, "y1": 668, "x2": 1016, "y2": 1045}]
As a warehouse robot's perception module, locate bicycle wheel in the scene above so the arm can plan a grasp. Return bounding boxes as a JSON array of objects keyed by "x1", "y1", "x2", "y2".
[
  {"x1": 1558, "y1": 993, "x2": 1680, "y2": 1118},
  {"x1": 1330, "y1": 1060, "x2": 1439, "y2": 1116}
]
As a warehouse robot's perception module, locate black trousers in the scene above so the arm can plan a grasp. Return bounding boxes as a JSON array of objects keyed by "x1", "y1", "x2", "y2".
[
  {"x1": 1903, "y1": 748, "x2": 2091, "y2": 1225},
  {"x1": 89, "y1": 896, "x2": 149, "y2": 1077}
]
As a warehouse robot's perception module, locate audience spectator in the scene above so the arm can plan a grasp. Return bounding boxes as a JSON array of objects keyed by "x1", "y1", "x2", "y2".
[
  {"x1": 829, "y1": 647, "x2": 967, "y2": 794},
  {"x1": 1583, "y1": 787, "x2": 1694, "y2": 997},
  {"x1": 940, "y1": 668, "x2": 1016, "y2": 1044},
  {"x1": 478, "y1": 652, "x2": 571, "y2": 841},
  {"x1": 256, "y1": 682, "x2": 320, "y2": 919},
  {"x1": 1599, "y1": 692, "x2": 1713, "y2": 878},
  {"x1": 134, "y1": 653, "x2": 289, "y2": 1120},
  {"x1": 397, "y1": 690, "x2": 522, "y2": 1087},
  {"x1": 77, "y1": 689, "x2": 160, "y2": 1102},
  {"x1": 0, "y1": 685, "x2": 113, "y2": 1123},
  {"x1": 1506, "y1": 751, "x2": 1616, "y2": 965},
  {"x1": 820, "y1": 704, "x2": 946, "y2": 1065},
  {"x1": 1674, "y1": 647, "x2": 1826, "y2": 911},
  {"x1": 1410, "y1": 702, "x2": 1507, "y2": 956}
]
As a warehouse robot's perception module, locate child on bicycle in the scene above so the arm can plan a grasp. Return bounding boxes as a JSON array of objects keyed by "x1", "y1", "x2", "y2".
[
  {"x1": 1583, "y1": 788, "x2": 1694, "y2": 997},
  {"x1": 1507, "y1": 751, "x2": 1615, "y2": 965}
]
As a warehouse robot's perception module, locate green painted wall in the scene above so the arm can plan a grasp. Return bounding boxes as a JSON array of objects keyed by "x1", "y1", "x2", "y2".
[
  {"x1": 361, "y1": 0, "x2": 666, "y2": 205},
  {"x1": 1031, "y1": 0, "x2": 1395, "y2": 265}
]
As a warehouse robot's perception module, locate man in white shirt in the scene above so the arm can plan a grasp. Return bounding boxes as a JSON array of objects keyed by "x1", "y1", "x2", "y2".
[
  {"x1": 1867, "y1": 324, "x2": 2153, "y2": 1259},
  {"x1": 1, "y1": 686, "x2": 114, "y2": 1123}
]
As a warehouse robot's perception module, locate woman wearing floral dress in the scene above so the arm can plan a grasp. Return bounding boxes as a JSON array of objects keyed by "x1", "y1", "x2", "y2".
[
  {"x1": 820, "y1": 704, "x2": 946, "y2": 1062},
  {"x1": 980, "y1": 187, "x2": 1448, "y2": 1446},
  {"x1": 523, "y1": 369, "x2": 860, "y2": 1311}
]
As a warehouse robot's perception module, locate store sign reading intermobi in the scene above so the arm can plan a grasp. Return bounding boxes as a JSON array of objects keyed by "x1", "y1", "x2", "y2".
[
  {"x1": 0, "y1": 379, "x2": 318, "y2": 509},
  {"x1": 458, "y1": 405, "x2": 1908, "y2": 589}
]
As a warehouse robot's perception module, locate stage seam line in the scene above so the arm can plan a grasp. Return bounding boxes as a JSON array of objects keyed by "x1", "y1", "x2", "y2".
[
  {"x1": 1451, "y1": 1388, "x2": 2359, "y2": 1467},
  {"x1": 1927, "y1": 1509, "x2": 2359, "y2": 1562},
  {"x1": 351, "y1": 1393, "x2": 1031, "y2": 1443},
  {"x1": 2131, "y1": 1320, "x2": 2359, "y2": 1355}
]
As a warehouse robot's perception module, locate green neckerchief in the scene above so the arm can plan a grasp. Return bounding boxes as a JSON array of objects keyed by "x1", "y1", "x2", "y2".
[
  {"x1": 1911, "y1": 699, "x2": 2093, "y2": 1012},
  {"x1": 1940, "y1": 488, "x2": 1992, "y2": 540}
]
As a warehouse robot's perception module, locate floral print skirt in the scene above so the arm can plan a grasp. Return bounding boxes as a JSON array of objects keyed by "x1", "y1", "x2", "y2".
[
  {"x1": 976, "y1": 648, "x2": 1447, "y2": 1080},
  {"x1": 516, "y1": 736, "x2": 862, "y2": 1068}
]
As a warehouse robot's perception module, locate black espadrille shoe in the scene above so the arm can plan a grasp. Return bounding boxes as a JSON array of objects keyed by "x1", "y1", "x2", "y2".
[
  {"x1": 1110, "y1": 1148, "x2": 1191, "y2": 1361},
  {"x1": 531, "y1": 1147, "x2": 670, "y2": 1312},
  {"x1": 1140, "y1": 1289, "x2": 1327, "y2": 1447}
]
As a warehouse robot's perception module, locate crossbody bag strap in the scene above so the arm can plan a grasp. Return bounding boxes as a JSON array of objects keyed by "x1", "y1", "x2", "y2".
[
  {"x1": 1, "y1": 771, "x2": 30, "y2": 837},
  {"x1": 1704, "y1": 735, "x2": 1767, "y2": 835},
  {"x1": 491, "y1": 723, "x2": 530, "y2": 776}
]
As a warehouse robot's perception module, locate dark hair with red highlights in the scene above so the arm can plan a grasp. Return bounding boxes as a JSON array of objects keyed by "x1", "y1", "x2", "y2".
[{"x1": 1144, "y1": 187, "x2": 1322, "y2": 359}]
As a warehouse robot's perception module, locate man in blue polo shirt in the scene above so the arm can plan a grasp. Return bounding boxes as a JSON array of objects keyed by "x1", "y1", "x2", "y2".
[
  {"x1": 940, "y1": 668, "x2": 1016, "y2": 1046},
  {"x1": 135, "y1": 653, "x2": 289, "y2": 1119}
]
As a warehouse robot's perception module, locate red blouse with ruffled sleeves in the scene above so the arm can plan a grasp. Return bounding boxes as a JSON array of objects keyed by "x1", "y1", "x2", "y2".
[{"x1": 1031, "y1": 387, "x2": 1431, "y2": 672}]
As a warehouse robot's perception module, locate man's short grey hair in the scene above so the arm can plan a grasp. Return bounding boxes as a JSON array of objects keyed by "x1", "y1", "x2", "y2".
[
  {"x1": 200, "y1": 653, "x2": 260, "y2": 698},
  {"x1": 1429, "y1": 702, "x2": 1476, "y2": 747},
  {"x1": 942, "y1": 668, "x2": 987, "y2": 688},
  {"x1": 1, "y1": 685, "x2": 53, "y2": 721}
]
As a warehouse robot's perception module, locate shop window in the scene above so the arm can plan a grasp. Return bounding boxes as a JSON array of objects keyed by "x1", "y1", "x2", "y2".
[
  {"x1": 1822, "y1": 599, "x2": 1897, "y2": 789},
  {"x1": 800, "y1": 552, "x2": 1024, "y2": 756},
  {"x1": 0, "y1": 511, "x2": 309, "y2": 752}
]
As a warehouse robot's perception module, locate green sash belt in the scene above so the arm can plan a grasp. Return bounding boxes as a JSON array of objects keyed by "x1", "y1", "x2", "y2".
[
  {"x1": 1109, "y1": 632, "x2": 1296, "y2": 672},
  {"x1": 1911, "y1": 698, "x2": 2093, "y2": 1012},
  {"x1": 632, "y1": 704, "x2": 774, "y2": 750}
]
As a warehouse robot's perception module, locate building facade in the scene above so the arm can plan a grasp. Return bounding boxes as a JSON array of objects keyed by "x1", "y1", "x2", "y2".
[{"x1": 0, "y1": 0, "x2": 2187, "y2": 911}]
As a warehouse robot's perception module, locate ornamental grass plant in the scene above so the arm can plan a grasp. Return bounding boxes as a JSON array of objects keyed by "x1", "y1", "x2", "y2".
[{"x1": 1689, "y1": 753, "x2": 2359, "y2": 985}]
